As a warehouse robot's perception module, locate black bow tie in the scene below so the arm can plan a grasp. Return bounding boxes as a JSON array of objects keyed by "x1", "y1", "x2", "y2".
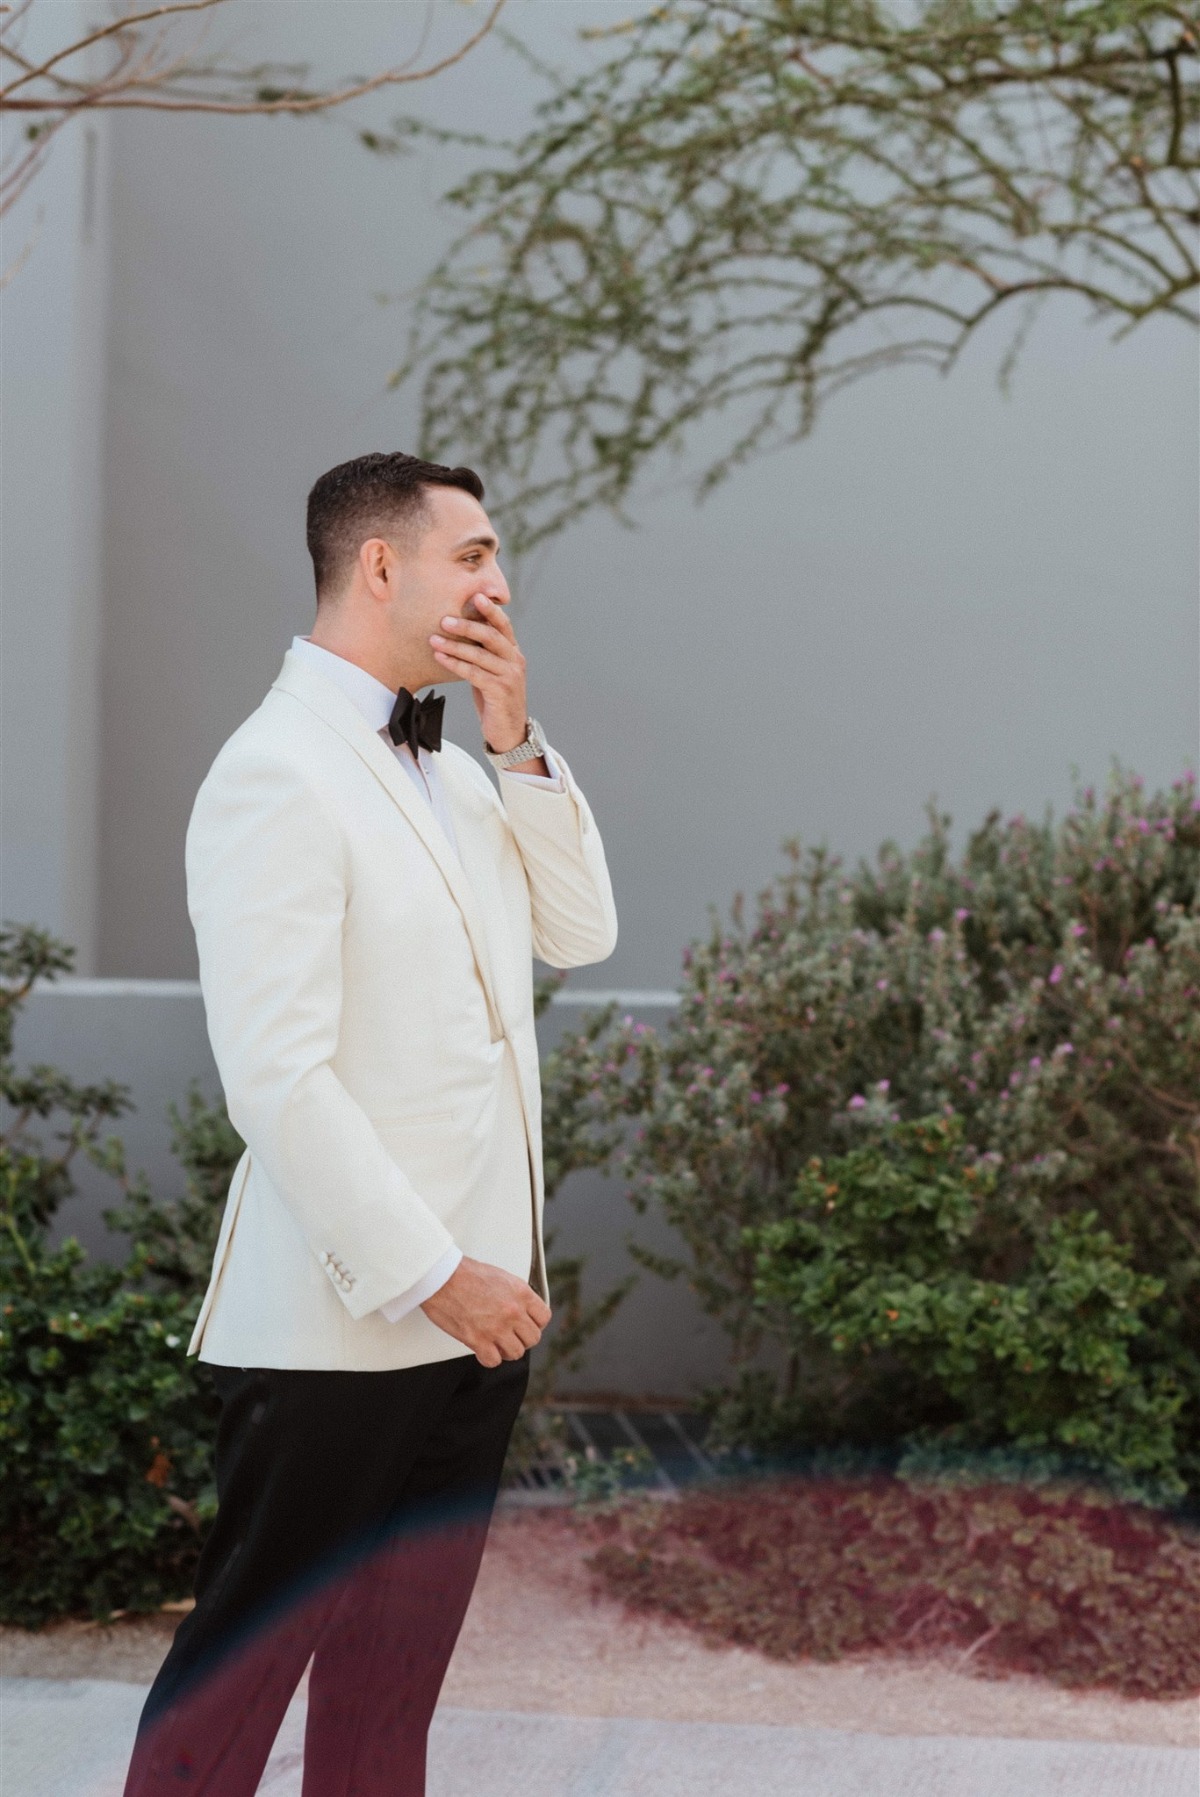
[{"x1": 387, "y1": 687, "x2": 444, "y2": 757}]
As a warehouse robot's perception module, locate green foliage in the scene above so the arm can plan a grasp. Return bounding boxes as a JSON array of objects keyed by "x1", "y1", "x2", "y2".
[
  {"x1": 749, "y1": 1117, "x2": 1184, "y2": 1495},
  {"x1": 539, "y1": 769, "x2": 1200, "y2": 1495},
  {"x1": 0, "y1": 1241, "x2": 217, "y2": 1626},
  {"x1": 562, "y1": 1443, "x2": 657, "y2": 1505},
  {"x1": 588, "y1": 1474, "x2": 1200, "y2": 1696},
  {"x1": 388, "y1": 0, "x2": 1199, "y2": 546},
  {"x1": 0, "y1": 926, "x2": 227, "y2": 1625},
  {"x1": 104, "y1": 1086, "x2": 243, "y2": 1294}
]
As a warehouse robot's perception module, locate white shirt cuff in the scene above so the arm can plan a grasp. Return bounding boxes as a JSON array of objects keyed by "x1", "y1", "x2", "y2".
[
  {"x1": 500, "y1": 745, "x2": 565, "y2": 791},
  {"x1": 378, "y1": 1245, "x2": 463, "y2": 1323}
]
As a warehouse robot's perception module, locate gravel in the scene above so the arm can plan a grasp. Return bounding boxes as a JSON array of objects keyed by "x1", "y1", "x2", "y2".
[{"x1": 3, "y1": 1509, "x2": 1195, "y2": 1751}]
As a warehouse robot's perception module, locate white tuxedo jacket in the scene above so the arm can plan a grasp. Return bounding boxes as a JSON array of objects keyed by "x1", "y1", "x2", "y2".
[{"x1": 185, "y1": 648, "x2": 617, "y2": 1371}]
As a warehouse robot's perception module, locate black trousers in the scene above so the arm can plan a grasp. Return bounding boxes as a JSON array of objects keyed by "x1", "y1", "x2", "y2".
[{"x1": 124, "y1": 1351, "x2": 529, "y2": 1797}]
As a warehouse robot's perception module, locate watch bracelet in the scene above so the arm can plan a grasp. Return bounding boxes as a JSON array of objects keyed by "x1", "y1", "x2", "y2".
[{"x1": 487, "y1": 719, "x2": 545, "y2": 769}]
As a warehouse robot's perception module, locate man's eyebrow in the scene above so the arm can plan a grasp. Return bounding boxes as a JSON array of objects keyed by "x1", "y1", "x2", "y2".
[{"x1": 451, "y1": 532, "x2": 498, "y2": 553}]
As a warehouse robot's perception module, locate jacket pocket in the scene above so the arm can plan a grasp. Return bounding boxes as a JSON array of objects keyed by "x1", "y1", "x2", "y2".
[{"x1": 371, "y1": 1110, "x2": 454, "y2": 1131}]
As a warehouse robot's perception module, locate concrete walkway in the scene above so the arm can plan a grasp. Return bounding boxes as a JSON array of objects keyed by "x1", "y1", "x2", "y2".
[{"x1": 2, "y1": 1678, "x2": 1196, "y2": 1797}]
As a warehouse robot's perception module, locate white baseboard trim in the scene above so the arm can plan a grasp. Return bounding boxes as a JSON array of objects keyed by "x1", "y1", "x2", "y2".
[{"x1": 31, "y1": 978, "x2": 681, "y2": 1007}]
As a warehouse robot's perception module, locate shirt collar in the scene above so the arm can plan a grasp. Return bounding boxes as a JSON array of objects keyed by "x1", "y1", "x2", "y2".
[{"x1": 290, "y1": 635, "x2": 398, "y2": 737}]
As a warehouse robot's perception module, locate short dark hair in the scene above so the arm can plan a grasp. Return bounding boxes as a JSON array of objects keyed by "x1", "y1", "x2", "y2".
[{"x1": 305, "y1": 451, "x2": 485, "y2": 600}]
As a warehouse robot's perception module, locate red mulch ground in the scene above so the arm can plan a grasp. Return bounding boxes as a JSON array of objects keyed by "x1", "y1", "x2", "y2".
[{"x1": 584, "y1": 1476, "x2": 1200, "y2": 1699}]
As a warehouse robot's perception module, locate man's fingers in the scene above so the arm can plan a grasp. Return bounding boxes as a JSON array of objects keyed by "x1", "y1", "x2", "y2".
[
  {"x1": 425, "y1": 1259, "x2": 550, "y2": 1367},
  {"x1": 431, "y1": 647, "x2": 511, "y2": 687},
  {"x1": 471, "y1": 593, "x2": 516, "y2": 639},
  {"x1": 480, "y1": 1314, "x2": 543, "y2": 1364},
  {"x1": 440, "y1": 615, "x2": 514, "y2": 653},
  {"x1": 431, "y1": 636, "x2": 510, "y2": 678},
  {"x1": 430, "y1": 651, "x2": 488, "y2": 687}
]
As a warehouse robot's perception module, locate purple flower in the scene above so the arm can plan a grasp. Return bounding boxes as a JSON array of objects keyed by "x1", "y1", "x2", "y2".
[
  {"x1": 848, "y1": 1094, "x2": 867, "y2": 1110},
  {"x1": 954, "y1": 907, "x2": 970, "y2": 922},
  {"x1": 1029, "y1": 1056, "x2": 1042, "y2": 1071},
  {"x1": 1069, "y1": 922, "x2": 1087, "y2": 939},
  {"x1": 1048, "y1": 964, "x2": 1063, "y2": 985},
  {"x1": 1054, "y1": 1043, "x2": 1074, "y2": 1058},
  {"x1": 876, "y1": 978, "x2": 889, "y2": 991}
]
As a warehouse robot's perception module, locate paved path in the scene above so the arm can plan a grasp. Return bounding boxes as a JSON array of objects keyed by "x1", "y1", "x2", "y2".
[{"x1": 1, "y1": 1677, "x2": 1195, "y2": 1796}]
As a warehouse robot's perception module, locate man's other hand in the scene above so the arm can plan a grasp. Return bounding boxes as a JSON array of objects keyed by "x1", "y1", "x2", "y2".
[{"x1": 420, "y1": 1255, "x2": 551, "y2": 1366}]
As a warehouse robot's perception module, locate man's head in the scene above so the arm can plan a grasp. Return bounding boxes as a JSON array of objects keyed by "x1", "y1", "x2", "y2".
[{"x1": 305, "y1": 451, "x2": 510, "y2": 692}]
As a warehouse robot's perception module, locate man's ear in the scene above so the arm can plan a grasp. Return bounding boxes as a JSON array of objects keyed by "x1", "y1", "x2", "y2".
[{"x1": 359, "y1": 537, "x2": 395, "y2": 601}]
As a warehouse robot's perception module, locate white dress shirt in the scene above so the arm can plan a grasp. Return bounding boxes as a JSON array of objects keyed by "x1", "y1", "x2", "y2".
[{"x1": 289, "y1": 634, "x2": 564, "y2": 1323}]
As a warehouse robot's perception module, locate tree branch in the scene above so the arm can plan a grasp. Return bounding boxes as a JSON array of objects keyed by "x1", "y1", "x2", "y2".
[
  {"x1": 0, "y1": 0, "x2": 507, "y2": 231},
  {"x1": 386, "y1": 0, "x2": 1198, "y2": 548}
]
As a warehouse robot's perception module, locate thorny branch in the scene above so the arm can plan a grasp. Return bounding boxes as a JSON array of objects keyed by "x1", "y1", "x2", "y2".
[
  {"x1": 383, "y1": 0, "x2": 1199, "y2": 548},
  {"x1": 0, "y1": 0, "x2": 506, "y2": 224}
]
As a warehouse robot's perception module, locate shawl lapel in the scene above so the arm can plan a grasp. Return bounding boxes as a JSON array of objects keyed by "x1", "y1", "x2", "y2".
[{"x1": 270, "y1": 651, "x2": 505, "y2": 1043}]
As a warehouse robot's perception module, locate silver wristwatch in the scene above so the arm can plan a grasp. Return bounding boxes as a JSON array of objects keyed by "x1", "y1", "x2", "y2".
[{"x1": 485, "y1": 717, "x2": 547, "y2": 771}]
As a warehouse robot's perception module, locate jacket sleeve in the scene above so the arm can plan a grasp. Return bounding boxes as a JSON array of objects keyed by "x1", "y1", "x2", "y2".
[
  {"x1": 185, "y1": 747, "x2": 458, "y2": 1319},
  {"x1": 496, "y1": 744, "x2": 618, "y2": 968}
]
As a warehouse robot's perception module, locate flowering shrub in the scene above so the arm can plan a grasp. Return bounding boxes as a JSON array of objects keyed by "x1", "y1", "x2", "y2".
[{"x1": 542, "y1": 769, "x2": 1200, "y2": 1496}]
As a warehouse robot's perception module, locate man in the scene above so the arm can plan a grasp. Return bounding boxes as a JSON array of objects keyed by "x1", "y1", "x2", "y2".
[{"x1": 124, "y1": 452, "x2": 617, "y2": 1795}]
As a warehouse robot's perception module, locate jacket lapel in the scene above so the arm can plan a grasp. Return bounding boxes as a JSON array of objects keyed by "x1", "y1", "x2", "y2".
[{"x1": 270, "y1": 651, "x2": 505, "y2": 1043}]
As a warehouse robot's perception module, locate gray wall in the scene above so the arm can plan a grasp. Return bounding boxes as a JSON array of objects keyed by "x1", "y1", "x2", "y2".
[
  {"x1": 0, "y1": 3, "x2": 110, "y2": 970},
  {"x1": 77, "y1": 0, "x2": 1200, "y2": 983}
]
